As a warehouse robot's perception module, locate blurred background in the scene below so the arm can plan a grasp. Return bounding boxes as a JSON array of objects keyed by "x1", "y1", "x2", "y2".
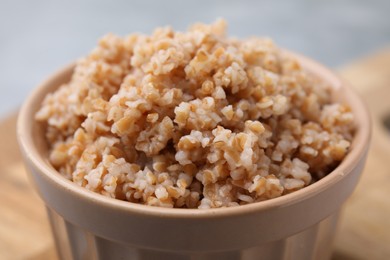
[{"x1": 1, "y1": 0, "x2": 390, "y2": 118}]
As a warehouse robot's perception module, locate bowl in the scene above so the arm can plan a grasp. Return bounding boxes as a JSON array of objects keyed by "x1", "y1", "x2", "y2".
[{"x1": 17, "y1": 51, "x2": 371, "y2": 260}]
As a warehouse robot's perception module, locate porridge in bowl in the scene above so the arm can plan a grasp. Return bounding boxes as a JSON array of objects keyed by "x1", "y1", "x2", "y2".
[{"x1": 36, "y1": 19, "x2": 354, "y2": 209}]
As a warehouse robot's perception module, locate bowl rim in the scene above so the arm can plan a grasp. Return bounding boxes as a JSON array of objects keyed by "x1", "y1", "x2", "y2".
[{"x1": 17, "y1": 51, "x2": 371, "y2": 219}]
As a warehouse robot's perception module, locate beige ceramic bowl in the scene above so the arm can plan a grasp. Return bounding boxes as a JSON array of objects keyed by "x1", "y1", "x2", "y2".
[{"x1": 17, "y1": 52, "x2": 371, "y2": 260}]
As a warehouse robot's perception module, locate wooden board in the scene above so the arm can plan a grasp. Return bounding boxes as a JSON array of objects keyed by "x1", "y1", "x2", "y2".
[
  {"x1": 1, "y1": 50, "x2": 390, "y2": 260},
  {"x1": 0, "y1": 115, "x2": 56, "y2": 260},
  {"x1": 333, "y1": 49, "x2": 390, "y2": 260}
]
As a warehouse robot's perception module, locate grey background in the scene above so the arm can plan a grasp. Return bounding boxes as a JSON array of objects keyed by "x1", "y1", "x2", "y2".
[{"x1": 1, "y1": 0, "x2": 389, "y2": 118}]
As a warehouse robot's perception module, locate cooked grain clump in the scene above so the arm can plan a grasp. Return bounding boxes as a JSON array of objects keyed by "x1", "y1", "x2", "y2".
[{"x1": 36, "y1": 19, "x2": 354, "y2": 209}]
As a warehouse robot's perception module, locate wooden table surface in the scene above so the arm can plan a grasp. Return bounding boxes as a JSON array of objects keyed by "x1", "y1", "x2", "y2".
[{"x1": 1, "y1": 50, "x2": 390, "y2": 260}]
